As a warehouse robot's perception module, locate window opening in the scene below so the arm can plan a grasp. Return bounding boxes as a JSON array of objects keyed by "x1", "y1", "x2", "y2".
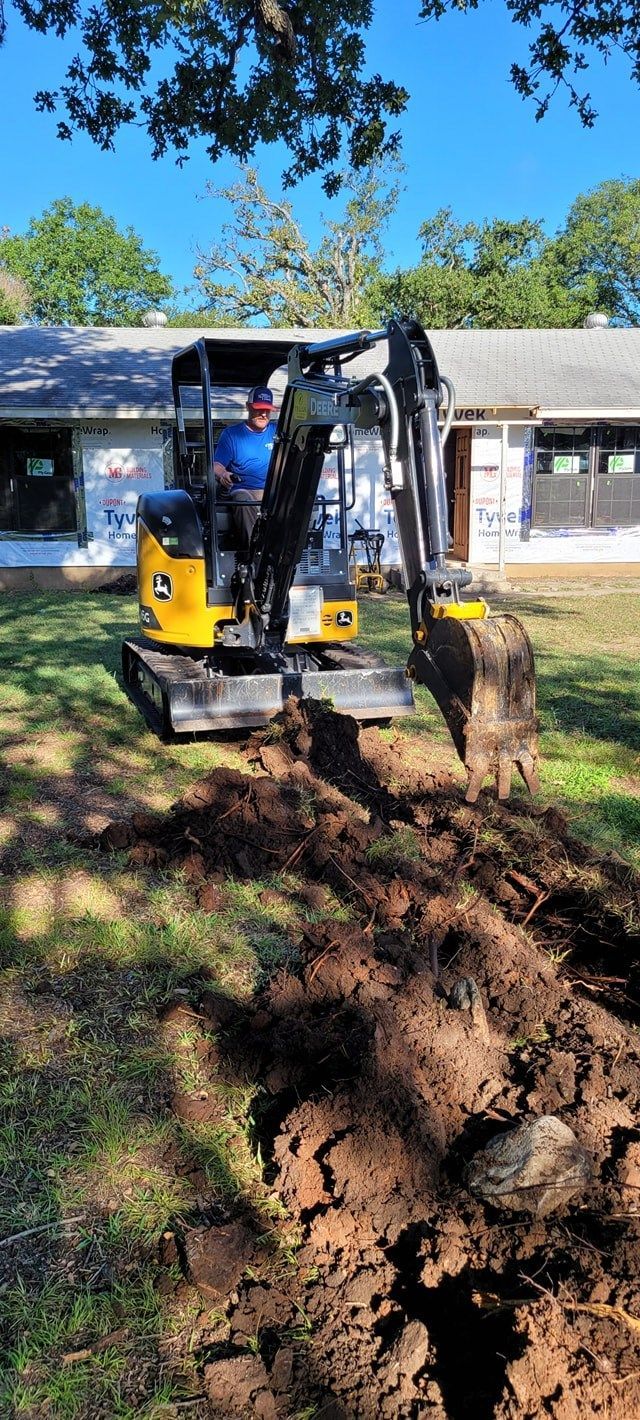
[
  {"x1": 0, "y1": 427, "x2": 76, "y2": 536},
  {"x1": 532, "y1": 426, "x2": 590, "y2": 528},
  {"x1": 532, "y1": 424, "x2": 640, "y2": 531},
  {"x1": 594, "y1": 425, "x2": 640, "y2": 527}
]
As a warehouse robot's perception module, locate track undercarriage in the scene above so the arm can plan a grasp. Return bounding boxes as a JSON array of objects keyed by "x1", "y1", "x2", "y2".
[{"x1": 122, "y1": 637, "x2": 414, "y2": 738}]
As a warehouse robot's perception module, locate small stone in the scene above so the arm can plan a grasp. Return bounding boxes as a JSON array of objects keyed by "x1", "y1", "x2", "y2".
[
  {"x1": 449, "y1": 976, "x2": 481, "y2": 1012},
  {"x1": 468, "y1": 1115, "x2": 594, "y2": 1217},
  {"x1": 270, "y1": 1345, "x2": 294, "y2": 1393},
  {"x1": 449, "y1": 976, "x2": 488, "y2": 1033}
]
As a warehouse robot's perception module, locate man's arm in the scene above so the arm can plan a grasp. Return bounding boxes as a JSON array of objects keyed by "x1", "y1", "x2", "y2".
[{"x1": 213, "y1": 427, "x2": 236, "y2": 488}]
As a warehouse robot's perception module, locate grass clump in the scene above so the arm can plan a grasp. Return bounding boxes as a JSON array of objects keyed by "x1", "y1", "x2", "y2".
[{"x1": 366, "y1": 825, "x2": 421, "y2": 869}]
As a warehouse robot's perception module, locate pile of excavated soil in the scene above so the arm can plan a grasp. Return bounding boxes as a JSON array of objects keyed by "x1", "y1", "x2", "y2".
[{"x1": 103, "y1": 700, "x2": 640, "y2": 1419}]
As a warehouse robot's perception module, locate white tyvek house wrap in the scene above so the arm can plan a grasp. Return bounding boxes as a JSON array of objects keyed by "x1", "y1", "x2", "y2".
[
  {"x1": 82, "y1": 445, "x2": 164, "y2": 564},
  {"x1": 350, "y1": 434, "x2": 400, "y2": 562},
  {"x1": 468, "y1": 426, "x2": 526, "y2": 564}
]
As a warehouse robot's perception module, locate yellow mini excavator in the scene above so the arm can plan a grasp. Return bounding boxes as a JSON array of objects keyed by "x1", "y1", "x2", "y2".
[{"x1": 122, "y1": 320, "x2": 539, "y2": 802}]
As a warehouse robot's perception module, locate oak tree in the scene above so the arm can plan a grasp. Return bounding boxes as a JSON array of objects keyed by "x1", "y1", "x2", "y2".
[
  {"x1": 2, "y1": 0, "x2": 407, "y2": 194},
  {"x1": 3, "y1": 2, "x2": 639, "y2": 191},
  {"x1": 0, "y1": 263, "x2": 31, "y2": 323},
  {"x1": 549, "y1": 178, "x2": 640, "y2": 324},
  {"x1": 369, "y1": 209, "x2": 582, "y2": 328},
  {"x1": 0, "y1": 198, "x2": 174, "y2": 325},
  {"x1": 193, "y1": 163, "x2": 400, "y2": 325}
]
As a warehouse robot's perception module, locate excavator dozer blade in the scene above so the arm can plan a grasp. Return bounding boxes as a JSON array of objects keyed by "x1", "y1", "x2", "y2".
[
  {"x1": 122, "y1": 637, "x2": 414, "y2": 737},
  {"x1": 409, "y1": 613, "x2": 540, "y2": 803}
]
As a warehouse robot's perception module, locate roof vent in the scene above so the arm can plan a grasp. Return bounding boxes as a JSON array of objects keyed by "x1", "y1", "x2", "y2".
[
  {"x1": 141, "y1": 310, "x2": 168, "y2": 328},
  {"x1": 583, "y1": 312, "x2": 609, "y2": 329}
]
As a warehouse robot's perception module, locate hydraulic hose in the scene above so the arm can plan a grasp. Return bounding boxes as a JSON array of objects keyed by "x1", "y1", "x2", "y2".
[
  {"x1": 347, "y1": 370, "x2": 400, "y2": 464},
  {"x1": 440, "y1": 375, "x2": 456, "y2": 449}
]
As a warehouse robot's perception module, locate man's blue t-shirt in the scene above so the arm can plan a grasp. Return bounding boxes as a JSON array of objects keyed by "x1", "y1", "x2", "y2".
[{"x1": 215, "y1": 422, "x2": 275, "y2": 492}]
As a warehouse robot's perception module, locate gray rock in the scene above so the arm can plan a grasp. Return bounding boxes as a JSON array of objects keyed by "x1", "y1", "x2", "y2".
[
  {"x1": 449, "y1": 977, "x2": 481, "y2": 1012},
  {"x1": 468, "y1": 1114, "x2": 593, "y2": 1217},
  {"x1": 449, "y1": 976, "x2": 488, "y2": 1033}
]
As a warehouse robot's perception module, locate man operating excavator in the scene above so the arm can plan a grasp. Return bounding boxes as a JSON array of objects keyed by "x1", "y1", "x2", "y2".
[{"x1": 213, "y1": 385, "x2": 276, "y2": 547}]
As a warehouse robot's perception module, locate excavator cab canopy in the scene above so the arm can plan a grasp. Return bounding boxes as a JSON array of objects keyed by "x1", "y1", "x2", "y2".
[{"x1": 171, "y1": 335, "x2": 298, "y2": 395}]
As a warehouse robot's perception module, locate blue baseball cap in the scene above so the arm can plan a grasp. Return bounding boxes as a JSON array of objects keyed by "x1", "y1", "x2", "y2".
[{"x1": 248, "y1": 386, "x2": 274, "y2": 410}]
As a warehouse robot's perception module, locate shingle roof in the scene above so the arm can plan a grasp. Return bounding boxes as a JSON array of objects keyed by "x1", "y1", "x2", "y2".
[
  {"x1": 0, "y1": 324, "x2": 638, "y2": 418},
  {"x1": 429, "y1": 328, "x2": 640, "y2": 413}
]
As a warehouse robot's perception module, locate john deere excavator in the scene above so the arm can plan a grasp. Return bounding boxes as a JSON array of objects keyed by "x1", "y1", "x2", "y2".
[{"x1": 122, "y1": 319, "x2": 539, "y2": 802}]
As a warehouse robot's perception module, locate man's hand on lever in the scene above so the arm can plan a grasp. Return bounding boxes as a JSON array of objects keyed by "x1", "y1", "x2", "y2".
[{"x1": 214, "y1": 461, "x2": 234, "y2": 490}]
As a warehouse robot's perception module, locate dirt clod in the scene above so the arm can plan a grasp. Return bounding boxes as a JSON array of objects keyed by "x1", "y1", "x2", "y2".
[
  {"x1": 183, "y1": 1220, "x2": 260, "y2": 1300},
  {"x1": 204, "y1": 1354, "x2": 280, "y2": 1418}
]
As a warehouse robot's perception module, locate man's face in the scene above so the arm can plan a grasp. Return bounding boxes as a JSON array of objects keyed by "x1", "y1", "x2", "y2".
[{"x1": 247, "y1": 403, "x2": 271, "y2": 430}]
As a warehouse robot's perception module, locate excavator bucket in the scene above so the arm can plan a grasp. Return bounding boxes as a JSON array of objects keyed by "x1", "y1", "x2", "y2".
[{"x1": 409, "y1": 613, "x2": 540, "y2": 803}]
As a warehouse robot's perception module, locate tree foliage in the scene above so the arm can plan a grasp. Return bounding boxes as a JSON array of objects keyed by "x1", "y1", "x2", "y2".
[
  {"x1": 0, "y1": 264, "x2": 31, "y2": 323},
  {"x1": 192, "y1": 175, "x2": 640, "y2": 331},
  {"x1": 3, "y1": 0, "x2": 407, "y2": 194},
  {"x1": 0, "y1": 198, "x2": 174, "y2": 325},
  {"x1": 165, "y1": 306, "x2": 231, "y2": 329},
  {"x1": 549, "y1": 179, "x2": 640, "y2": 324},
  {"x1": 194, "y1": 163, "x2": 400, "y2": 325},
  {"x1": 419, "y1": 0, "x2": 640, "y2": 129},
  {"x1": 3, "y1": 2, "x2": 640, "y2": 190},
  {"x1": 368, "y1": 209, "x2": 568, "y2": 328},
  {"x1": 368, "y1": 188, "x2": 640, "y2": 329}
]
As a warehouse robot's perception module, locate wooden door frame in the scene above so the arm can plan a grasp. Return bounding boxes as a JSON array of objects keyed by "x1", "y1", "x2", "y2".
[{"x1": 452, "y1": 428, "x2": 471, "y2": 561}]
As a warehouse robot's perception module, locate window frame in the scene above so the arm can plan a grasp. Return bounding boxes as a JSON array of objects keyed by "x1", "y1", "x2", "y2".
[
  {"x1": 0, "y1": 425, "x2": 77, "y2": 537},
  {"x1": 532, "y1": 423, "x2": 640, "y2": 531}
]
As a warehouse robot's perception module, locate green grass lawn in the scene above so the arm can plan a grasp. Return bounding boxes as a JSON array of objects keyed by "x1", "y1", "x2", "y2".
[{"x1": 0, "y1": 584, "x2": 639, "y2": 1417}]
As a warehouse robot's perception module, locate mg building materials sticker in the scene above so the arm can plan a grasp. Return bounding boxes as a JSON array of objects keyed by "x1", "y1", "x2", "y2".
[{"x1": 82, "y1": 445, "x2": 164, "y2": 564}]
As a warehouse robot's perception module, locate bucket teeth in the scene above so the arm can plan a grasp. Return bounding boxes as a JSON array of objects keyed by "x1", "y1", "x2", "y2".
[
  {"x1": 515, "y1": 751, "x2": 540, "y2": 798},
  {"x1": 465, "y1": 756, "x2": 490, "y2": 805},
  {"x1": 497, "y1": 752, "x2": 513, "y2": 803}
]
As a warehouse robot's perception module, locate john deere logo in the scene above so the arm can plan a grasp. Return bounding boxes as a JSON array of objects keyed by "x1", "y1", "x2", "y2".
[
  {"x1": 336, "y1": 610, "x2": 353, "y2": 627},
  {"x1": 152, "y1": 572, "x2": 173, "y2": 602}
]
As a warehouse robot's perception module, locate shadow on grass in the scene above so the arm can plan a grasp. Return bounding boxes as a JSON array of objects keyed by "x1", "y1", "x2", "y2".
[
  {"x1": 0, "y1": 926, "x2": 278, "y2": 1417},
  {"x1": 0, "y1": 594, "x2": 247, "y2": 870},
  {"x1": 537, "y1": 652, "x2": 640, "y2": 754}
]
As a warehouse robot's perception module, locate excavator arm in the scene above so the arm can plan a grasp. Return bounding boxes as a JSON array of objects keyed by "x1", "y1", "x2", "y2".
[
  {"x1": 380, "y1": 319, "x2": 539, "y2": 803},
  {"x1": 224, "y1": 318, "x2": 539, "y2": 804}
]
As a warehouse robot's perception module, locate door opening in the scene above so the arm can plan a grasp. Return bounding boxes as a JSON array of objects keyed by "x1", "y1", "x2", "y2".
[{"x1": 451, "y1": 428, "x2": 471, "y2": 561}]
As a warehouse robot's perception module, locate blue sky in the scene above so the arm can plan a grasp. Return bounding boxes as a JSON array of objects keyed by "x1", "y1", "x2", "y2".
[{"x1": 1, "y1": 0, "x2": 639, "y2": 305}]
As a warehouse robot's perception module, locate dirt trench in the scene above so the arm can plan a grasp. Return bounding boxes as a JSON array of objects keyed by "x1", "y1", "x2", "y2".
[{"x1": 104, "y1": 700, "x2": 640, "y2": 1419}]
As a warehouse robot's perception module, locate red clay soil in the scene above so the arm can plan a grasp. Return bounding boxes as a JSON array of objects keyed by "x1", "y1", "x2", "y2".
[{"x1": 104, "y1": 700, "x2": 640, "y2": 1419}]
